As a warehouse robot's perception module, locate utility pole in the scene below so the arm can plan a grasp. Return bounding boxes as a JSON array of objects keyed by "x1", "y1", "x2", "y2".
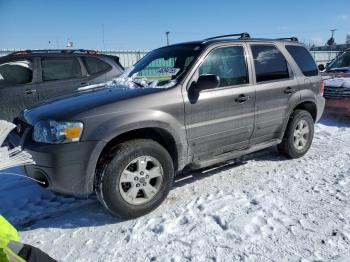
[
  {"x1": 102, "y1": 24, "x2": 105, "y2": 50},
  {"x1": 165, "y1": 31, "x2": 170, "y2": 46},
  {"x1": 330, "y1": 29, "x2": 337, "y2": 39},
  {"x1": 327, "y1": 29, "x2": 337, "y2": 46}
]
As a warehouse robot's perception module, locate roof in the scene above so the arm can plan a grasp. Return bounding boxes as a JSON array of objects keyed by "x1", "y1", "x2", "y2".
[{"x1": 0, "y1": 49, "x2": 116, "y2": 60}]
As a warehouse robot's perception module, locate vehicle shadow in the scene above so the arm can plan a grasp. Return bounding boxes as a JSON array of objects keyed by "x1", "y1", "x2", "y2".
[
  {"x1": 320, "y1": 113, "x2": 350, "y2": 127},
  {"x1": 14, "y1": 148, "x2": 287, "y2": 231}
]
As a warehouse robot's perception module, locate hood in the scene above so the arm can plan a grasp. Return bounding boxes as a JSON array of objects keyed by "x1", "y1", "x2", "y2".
[
  {"x1": 322, "y1": 71, "x2": 350, "y2": 88},
  {"x1": 23, "y1": 85, "x2": 163, "y2": 124}
]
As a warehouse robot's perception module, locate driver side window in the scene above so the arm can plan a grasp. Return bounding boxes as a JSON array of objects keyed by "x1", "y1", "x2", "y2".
[{"x1": 199, "y1": 46, "x2": 249, "y2": 88}]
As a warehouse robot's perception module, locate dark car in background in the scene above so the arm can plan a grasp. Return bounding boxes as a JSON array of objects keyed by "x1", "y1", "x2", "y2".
[
  {"x1": 319, "y1": 49, "x2": 350, "y2": 115},
  {"x1": 0, "y1": 49, "x2": 124, "y2": 121}
]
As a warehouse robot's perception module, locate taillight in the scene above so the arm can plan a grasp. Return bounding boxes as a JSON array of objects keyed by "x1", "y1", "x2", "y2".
[{"x1": 320, "y1": 80, "x2": 324, "y2": 96}]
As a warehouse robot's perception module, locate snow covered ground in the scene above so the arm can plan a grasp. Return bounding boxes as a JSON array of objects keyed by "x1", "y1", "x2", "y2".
[{"x1": 1, "y1": 115, "x2": 350, "y2": 262}]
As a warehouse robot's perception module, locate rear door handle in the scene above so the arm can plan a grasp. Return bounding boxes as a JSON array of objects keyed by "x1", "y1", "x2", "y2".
[
  {"x1": 80, "y1": 82, "x2": 89, "y2": 86},
  {"x1": 24, "y1": 89, "x2": 37, "y2": 95},
  {"x1": 284, "y1": 87, "x2": 294, "y2": 94},
  {"x1": 235, "y1": 94, "x2": 249, "y2": 103}
]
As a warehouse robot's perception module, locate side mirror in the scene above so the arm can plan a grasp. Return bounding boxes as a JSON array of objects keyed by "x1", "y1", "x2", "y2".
[
  {"x1": 318, "y1": 64, "x2": 325, "y2": 71},
  {"x1": 196, "y1": 74, "x2": 220, "y2": 91}
]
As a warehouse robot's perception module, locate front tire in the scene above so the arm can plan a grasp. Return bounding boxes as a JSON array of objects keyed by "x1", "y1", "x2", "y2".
[
  {"x1": 278, "y1": 110, "x2": 314, "y2": 158},
  {"x1": 96, "y1": 139, "x2": 174, "y2": 219}
]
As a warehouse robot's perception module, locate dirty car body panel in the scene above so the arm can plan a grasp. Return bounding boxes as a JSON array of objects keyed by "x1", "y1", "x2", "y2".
[{"x1": 8, "y1": 37, "x2": 325, "y2": 196}]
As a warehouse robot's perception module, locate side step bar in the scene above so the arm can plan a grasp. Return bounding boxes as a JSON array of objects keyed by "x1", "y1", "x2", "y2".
[{"x1": 190, "y1": 139, "x2": 281, "y2": 169}]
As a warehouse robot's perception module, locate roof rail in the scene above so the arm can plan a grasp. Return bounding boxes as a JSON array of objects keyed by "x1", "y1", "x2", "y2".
[
  {"x1": 9, "y1": 49, "x2": 98, "y2": 56},
  {"x1": 276, "y1": 37, "x2": 299, "y2": 42},
  {"x1": 204, "y1": 32, "x2": 251, "y2": 41}
]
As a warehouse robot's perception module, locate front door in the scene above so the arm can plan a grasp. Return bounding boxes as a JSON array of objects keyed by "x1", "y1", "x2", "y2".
[
  {"x1": 36, "y1": 57, "x2": 86, "y2": 102},
  {"x1": 183, "y1": 44, "x2": 255, "y2": 160}
]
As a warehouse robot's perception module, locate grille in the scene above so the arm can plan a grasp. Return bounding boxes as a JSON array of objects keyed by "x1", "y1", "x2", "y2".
[{"x1": 324, "y1": 85, "x2": 350, "y2": 99}]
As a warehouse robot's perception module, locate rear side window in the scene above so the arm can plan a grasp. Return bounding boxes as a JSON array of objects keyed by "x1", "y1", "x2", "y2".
[
  {"x1": 83, "y1": 57, "x2": 111, "y2": 75},
  {"x1": 251, "y1": 45, "x2": 290, "y2": 82},
  {"x1": 285, "y1": 45, "x2": 318, "y2": 76},
  {"x1": 199, "y1": 46, "x2": 249, "y2": 87},
  {"x1": 41, "y1": 58, "x2": 82, "y2": 81},
  {"x1": 0, "y1": 60, "x2": 33, "y2": 86}
]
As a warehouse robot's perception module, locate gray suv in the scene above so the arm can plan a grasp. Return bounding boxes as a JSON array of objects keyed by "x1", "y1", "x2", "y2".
[
  {"x1": 0, "y1": 49, "x2": 124, "y2": 121},
  {"x1": 9, "y1": 33, "x2": 325, "y2": 218}
]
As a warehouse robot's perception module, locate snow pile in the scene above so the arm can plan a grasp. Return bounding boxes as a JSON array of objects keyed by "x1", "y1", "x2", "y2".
[
  {"x1": 78, "y1": 67, "x2": 177, "y2": 92},
  {"x1": 0, "y1": 120, "x2": 35, "y2": 170},
  {"x1": 324, "y1": 77, "x2": 350, "y2": 88},
  {"x1": 1, "y1": 116, "x2": 350, "y2": 261}
]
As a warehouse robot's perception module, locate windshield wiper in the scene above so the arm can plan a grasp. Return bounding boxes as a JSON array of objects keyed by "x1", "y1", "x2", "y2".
[{"x1": 131, "y1": 80, "x2": 145, "y2": 88}]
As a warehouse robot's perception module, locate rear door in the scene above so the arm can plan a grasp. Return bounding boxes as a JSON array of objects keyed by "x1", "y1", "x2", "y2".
[
  {"x1": 183, "y1": 44, "x2": 255, "y2": 159},
  {"x1": 35, "y1": 57, "x2": 86, "y2": 101},
  {"x1": 248, "y1": 43, "x2": 300, "y2": 144},
  {"x1": 0, "y1": 58, "x2": 38, "y2": 121}
]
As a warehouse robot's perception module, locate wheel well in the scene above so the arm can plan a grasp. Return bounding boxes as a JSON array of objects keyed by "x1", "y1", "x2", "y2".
[
  {"x1": 293, "y1": 101, "x2": 317, "y2": 122},
  {"x1": 95, "y1": 128, "x2": 178, "y2": 182}
]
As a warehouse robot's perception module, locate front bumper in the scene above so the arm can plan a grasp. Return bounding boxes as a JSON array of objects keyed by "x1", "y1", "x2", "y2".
[
  {"x1": 8, "y1": 127, "x2": 106, "y2": 196},
  {"x1": 325, "y1": 98, "x2": 350, "y2": 116}
]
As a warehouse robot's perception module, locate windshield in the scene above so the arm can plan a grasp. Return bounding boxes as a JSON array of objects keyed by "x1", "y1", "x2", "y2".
[
  {"x1": 328, "y1": 51, "x2": 350, "y2": 70},
  {"x1": 117, "y1": 44, "x2": 202, "y2": 88}
]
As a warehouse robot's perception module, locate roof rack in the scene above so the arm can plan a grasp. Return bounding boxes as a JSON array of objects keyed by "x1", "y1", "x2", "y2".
[
  {"x1": 276, "y1": 37, "x2": 299, "y2": 42},
  {"x1": 204, "y1": 32, "x2": 251, "y2": 41},
  {"x1": 9, "y1": 49, "x2": 98, "y2": 56}
]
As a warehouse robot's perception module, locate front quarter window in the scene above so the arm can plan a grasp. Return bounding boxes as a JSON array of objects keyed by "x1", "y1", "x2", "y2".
[{"x1": 119, "y1": 44, "x2": 202, "y2": 88}]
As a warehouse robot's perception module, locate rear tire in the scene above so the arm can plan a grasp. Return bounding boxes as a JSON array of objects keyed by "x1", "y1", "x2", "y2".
[
  {"x1": 278, "y1": 110, "x2": 314, "y2": 158},
  {"x1": 96, "y1": 139, "x2": 174, "y2": 219}
]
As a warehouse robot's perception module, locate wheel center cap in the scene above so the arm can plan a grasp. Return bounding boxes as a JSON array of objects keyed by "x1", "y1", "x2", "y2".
[{"x1": 139, "y1": 177, "x2": 146, "y2": 184}]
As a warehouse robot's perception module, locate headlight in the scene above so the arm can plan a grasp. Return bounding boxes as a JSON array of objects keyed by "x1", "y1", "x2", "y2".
[{"x1": 33, "y1": 120, "x2": 83, "y2": 144}]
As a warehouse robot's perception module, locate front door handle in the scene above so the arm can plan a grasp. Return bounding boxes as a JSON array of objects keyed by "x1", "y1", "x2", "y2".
[
  {"x1": 80, "y1": 82, "x2": 89, "y2": 86},
  {"x1": 284, "y1": 87, "x2": 294, "y2": 94},
  {"x1": 24, "y1": 89, "x2": 37, "y2": 95},
  {"x1": 235, "y1": 94, "x2": 249, "y2": 103}
]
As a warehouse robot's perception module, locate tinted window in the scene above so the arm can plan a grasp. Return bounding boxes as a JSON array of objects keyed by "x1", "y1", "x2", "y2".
[
  {"x1": 42, "y1": 58, "x2": 82, "y2": 81},
  {"x1": 285, "y1": 45, "x2": 318, "y2": 76},
  {"x1": 199, "y1": 46, "x2": 248, "y2": 87},
  {"x1": 83, "y1": 57, "x2": 111, "y2": 75},
  {"x1": 251, "y1": 45, "x2": 290, "y2": 82},
  {"x1": 0, "y1": 60, "x2": 33, "y2": 86}
]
